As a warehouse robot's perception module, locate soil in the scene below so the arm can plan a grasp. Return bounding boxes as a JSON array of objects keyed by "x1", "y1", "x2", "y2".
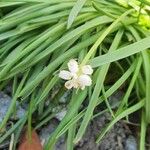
[
  {"x1": 75, "y1": 114, "x2": 137, "y2": 150},
  {"x1": 0, "y1": 90, "x2": 139, "y2": 150},
  {"x1": 40, "y1": 112, "x2": 137, "y2": 150}
]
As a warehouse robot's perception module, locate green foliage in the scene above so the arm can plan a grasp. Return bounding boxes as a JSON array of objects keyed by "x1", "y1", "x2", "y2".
[{"x1": 0, "y1": 0, "x2": 150, "y2": 150}]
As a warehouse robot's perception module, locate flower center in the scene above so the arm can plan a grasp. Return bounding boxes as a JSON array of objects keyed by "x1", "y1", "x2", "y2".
[{"x1": 76, "y1": 67, "x2": 82, "y2": 76}]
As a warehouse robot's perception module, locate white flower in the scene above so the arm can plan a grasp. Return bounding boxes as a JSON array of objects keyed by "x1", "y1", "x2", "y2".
[
  {"x1": 59, "y1": 70, "x2": 72, "y2": 80},
  {"x1": 59, "y1": 59, "x2": 93, "y2": 90},
  {"x1": 78, "y1": 75, "x2": 92, "y2": 90},
  {"x1": 82, "y1": 65, "x2": 93, "y2": 75},
  {"x1": 68, "y1": 59, "x2": 78, "y2": 73}
]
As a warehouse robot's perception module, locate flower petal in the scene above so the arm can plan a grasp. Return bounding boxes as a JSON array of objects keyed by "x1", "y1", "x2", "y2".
[
  {"x1": 68, "y1": 59, "x2": 79, "y2": 73},
  {"x1": 78, "y1": 75, "x2": 92, "y2": 87},
  {"x1": 65, "y1": 80, "x2": 74, "y2": 89},
  {"x1": 59, "y1": 70, "x2": 72, "y2": 80},
  {"x1": 82, "y1": 65, "x2": 93, "y2": 75}
]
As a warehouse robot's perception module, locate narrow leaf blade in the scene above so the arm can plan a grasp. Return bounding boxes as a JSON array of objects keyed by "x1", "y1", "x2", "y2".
[{"x1": 67, "y1": 0, "x2": 87, "y2": 29}]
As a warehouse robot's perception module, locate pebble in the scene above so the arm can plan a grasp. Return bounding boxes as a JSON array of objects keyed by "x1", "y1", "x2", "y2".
[
  {"x1": 0, "y1": 91, "x2": 26, "y2": 123},
  {"x1": 125, "y1": 135, "x2": 137, "y2": 150},
  {"x1": 109, "y1": 91, "x2": 124, "y2": 109},
  {"x1": 59, "y1": 91, "x2": 71, "y2": 103},
  {"x1": 39, "y1": 119, "x2": 66, "y2": 150},
  {"x1": 55, "y1": 108, "x2": 67, "y2": 121}
]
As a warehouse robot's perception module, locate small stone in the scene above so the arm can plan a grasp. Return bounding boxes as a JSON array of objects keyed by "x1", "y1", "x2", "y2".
[
  {"x1": 109, "y1": 91, "x2": 124, "y2": 109},
  {"x1": 0, "y1": 91, "x2": 26, "y2": 123},
  {"x1": 125, "y1": 135, "x2": 137, "y2": 150},
  {"x1": 55, "y1": 109, "x2": 67, "y2": 121},
  {"x1": 39, "y1": 119, "x2": 66, "y2": 150},
  {"x1": 59, "y1": 91, "x2": 71, "y2": 103}
]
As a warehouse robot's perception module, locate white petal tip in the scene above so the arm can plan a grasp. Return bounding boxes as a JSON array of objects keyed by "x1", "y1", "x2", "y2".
[
  {"x1": 78, "y1": 75, "x2": 92, "y2": 87},
  {"x1": 68, "y1": 59, "x2": 79, "y2": 73},
  {"x1": 82, "y1": 65, "x2": 93, "y2": 75},
  {"x1": 59, "y1": 70, "x2": 72, "y2": 80}
]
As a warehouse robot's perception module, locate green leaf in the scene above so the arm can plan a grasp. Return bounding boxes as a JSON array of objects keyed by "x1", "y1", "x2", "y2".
[
  {"x1": 81, "y1": 9, "x2": 134, "y2": 65},
  {"x1": 56, "y1": 60, "x2": 136, "y2": 141},
  {"x1": 140, "y1": 111, "x2": 147, "y2": 150},
  {"x1": 67, "y1": 0, "x2": 87, "y2": 29},
  {"x1": 127, "y1": 26, "x2": 150, "y2": 123},
  {"x1": 96, "y1": 99, "x2": 144, "y2": 143},
  {"x1": 90, "y1": 36, "x2": 150, "y2": 68},
  {"x1": 115, "y1": 56, "x2": 142, "y2": 115},
  {"x1": 45, "y1": 90, "x2": 87, "y2": 149},
  {"x1": 0, "y1": 2, "x2": 24, "y2": 7},
  {"x1": 0, "y1": 71, "x2": 29, "y2": 130},
  {"x1": 74, "y1": 29, "x2": 124, "y2": 143}
]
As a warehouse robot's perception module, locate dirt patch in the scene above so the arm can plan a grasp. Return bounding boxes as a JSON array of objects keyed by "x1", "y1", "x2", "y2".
[
  {"x1": 75, "y1": 113, "x2": 137, "y2": 150},
  {"x1": 40, "y1": 112, "x2": 137, "y2": 150}
]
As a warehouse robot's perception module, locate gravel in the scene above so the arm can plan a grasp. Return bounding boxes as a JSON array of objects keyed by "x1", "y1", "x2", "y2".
[
  {"x1": 0, "y1": 91, "x2": 26, "y2": 123},
  {"x1": 39, "y1": 112, "x2": 137, "y2": 150}
]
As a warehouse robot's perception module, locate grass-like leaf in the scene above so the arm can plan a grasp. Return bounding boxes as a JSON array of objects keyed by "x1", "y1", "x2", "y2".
[
  {"x1": 90, "y1": 36, "x2": 150, "y2": 67},
  {"x1": 67, "y1": 0, "x2": 87, "y2": 29}
]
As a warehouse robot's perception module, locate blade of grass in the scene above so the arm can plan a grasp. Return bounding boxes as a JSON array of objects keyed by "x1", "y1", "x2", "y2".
[
  {"x1": 97, "y1": 60, "x2": 136, "y2": 105},
  {"x1": 0, "y1": 2, "x2": 24, "y2": 7},
  {"x1": 45, "y1": 90, "x2": 87, "y2": 150},
  {"x1": 115, "y1": 56, "x2": 142, "y2": 115},
  {"x1": 13, "y1": 117, "x2": 27, "y2": 150},
  {"x1": 142, "y1": 51, "x2": 150, "y2": 123},
  {"x1": 27, "y1": 93, "x2": 35, "y2": 142},
  {"x1": 66, "y1": 90, "x2": 78, "y2": 150},
  {"x1": 1, "y1": 0, "x2": 75, "y2": 3},
  {"x1": 96, "y1": 99, "x2": 144, "y2": 143},
  {"x1": 81, "y1": 9, "x2": 134, "y2": 66},
  {"x1": 11, "y1": 30, "x2": 65, "y2": 74},
  {"x1": 3, "y1": 3, "x2": 48, "y2": 20},
  {"x1": 0, "y1": 22, "x2": 66, "y2": 80},
  {"x1": 20, "y1": 15, "x2": 113, "y2": 69},
  {"x1": 67, "y1": 0, "x2": 87, "y2": 29},
  {"x1": 140, "y1": 111, "x2": 147, "y2": 150},
  {"x1": 0, "y1": 70, "x2": 29, "y2": 131},
  {"x1": 17, "y1": 31, "x2": 102, "y2": 97},
  {"x1": 67, "y1": 123, "x2": 76, "y2": 150},
  {"x1": 39, "y1": 59, "x2": 136, "y2": 145},
  {"x1": 56, "y1": 60, "x2": 137, "y2": 139},
  {"x1": 90, "y1": 36, "x2": 150, "y2": 68},
  {"x1": 102, "y1": 86, "x2": 115, "y2": 118},
  {"x1": 74, "y1": 29, "x2": 124, "y2": 143},
  {"x1": 35, "y1": 114, "x2": 55, "y2": 130},
  {"x1": 127, "y1": 26, "x2": 150, "y2": 123},
  {"x1": 0, "y1": 2, "x2": 75, "y2": 32},
  {"x1": 0, "y1": 117, "x2": 25, "y2": 144}
]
